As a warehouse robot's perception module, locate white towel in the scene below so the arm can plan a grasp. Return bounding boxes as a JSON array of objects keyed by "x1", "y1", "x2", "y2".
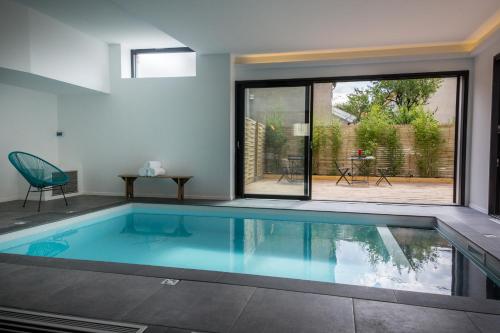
[
  {"x1": 138, "y1": 167, "x2": 149, "y2": 176},
  {"x1": 147, "y1": 167, "x2": 166, "y2": 176},
  {"x1": 144, "y1": 161, "x2": 162, "y2": 169}
]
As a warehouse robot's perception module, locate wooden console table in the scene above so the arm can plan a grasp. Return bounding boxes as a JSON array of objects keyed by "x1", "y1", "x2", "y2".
[{"x1": 118, "y1": 175, "x2": 193, "y2": 200}]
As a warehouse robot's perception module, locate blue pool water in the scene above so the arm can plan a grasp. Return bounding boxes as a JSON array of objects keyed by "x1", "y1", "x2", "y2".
[{"x1": 0, "y1": 204, "x2": 498, "y2": 296}]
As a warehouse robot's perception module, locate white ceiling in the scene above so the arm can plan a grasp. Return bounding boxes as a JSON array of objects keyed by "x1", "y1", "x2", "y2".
[
  {"x1": 113, "y1": 0, "x2": 500, "y2": 54},
  {"x1": 14, "y1": 0, "x2": 500, "y2": 55},
  {"x1": 14, "y1": 0, "x2": 184, "y2": 49}
]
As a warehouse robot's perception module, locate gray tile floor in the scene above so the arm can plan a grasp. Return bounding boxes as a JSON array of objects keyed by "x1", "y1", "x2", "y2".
[{"x1": 0, "y1": 195, "x2": 499, "y2": 332}]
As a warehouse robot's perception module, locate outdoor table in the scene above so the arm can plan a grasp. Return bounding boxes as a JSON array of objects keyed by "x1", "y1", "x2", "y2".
[{"x1": 348, "y1": 156, "x2": 375, "y2": 183}]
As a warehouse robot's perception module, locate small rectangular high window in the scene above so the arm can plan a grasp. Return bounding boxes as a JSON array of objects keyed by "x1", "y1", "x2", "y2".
[{"x1": 131, "y1": 48, "x2": 196, "y2": 78}]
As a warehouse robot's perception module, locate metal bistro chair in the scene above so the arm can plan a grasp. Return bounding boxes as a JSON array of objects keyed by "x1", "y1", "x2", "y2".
[
  {"x1": 376, "y1": 167, "x2": 392, "y2": 186},
  {"x1": 277, "y1": 158, "x2": 292, "y2": 183},
  {"x1": 335, "y1": 161, "x2": 351, "y2": 185},
  {"x1": 8, "y1": 151, "x2": 69, "y2": 212}
]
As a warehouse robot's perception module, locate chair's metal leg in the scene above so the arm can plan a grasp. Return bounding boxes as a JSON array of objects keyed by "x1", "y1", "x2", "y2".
[
  {"x1": 37, "y1": 188, "x2": 43, "y2": 212},
  {"x1": 22, "y1": 185, "x2": 31, "y2": 207},
  {"x1": 277, "y1": 172, "x2": 285, "y2": 183},
  {"x1": 60, "y1": 185, "x2": 68, "y2": 206},
  {"x1": 337, "y1": 170, "x2": 351, "y2": 185}
]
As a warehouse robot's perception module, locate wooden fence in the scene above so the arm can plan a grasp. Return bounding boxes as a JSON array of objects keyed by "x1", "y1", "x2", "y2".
[
  {"x1": 244, "y1": 118, "x2": 455, "y2": 181},
  {"x1": 314, "y1": 123, "x2": 455, "y2": 178},
  {"x1": 244, "y1": 118, "x2": 266, "y2": 184}
]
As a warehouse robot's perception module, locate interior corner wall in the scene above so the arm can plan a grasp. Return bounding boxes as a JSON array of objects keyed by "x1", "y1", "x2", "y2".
[
  {"x1": 468, "y1": 31, "x2": 500, "y2": 213},
  {"x1": 0, "y1": 83, "x2": 58, "y2": 202},
  {"x1": 0, "y1": 0, "x2": 110, "y2": 93},
  {"x1": 57, "y1": 45, "x2": 232, "y2": 200}
]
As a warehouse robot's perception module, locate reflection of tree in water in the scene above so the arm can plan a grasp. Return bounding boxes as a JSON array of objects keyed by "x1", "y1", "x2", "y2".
[
  {"x1": 312, "y1": 224, "x2": 447, "y2": 272},
  {"x1": 312, "y1": 224, "x2": 390, "y2": 266},
  {"x1": 349, "y1": 226, "x2": 391, "y2": 266},
  {"x1": 390, "y1": 227, "x2": 448, "y2": 272}
]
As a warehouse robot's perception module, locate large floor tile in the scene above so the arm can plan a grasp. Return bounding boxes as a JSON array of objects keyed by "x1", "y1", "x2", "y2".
[
  {"x1": 218, "y1": 272, "x2": 396, "y2": 302},
  {"x1": 29, "y1": 271, "x2": 165, "y2": 320},
  {"x1": 0, "y1": 262, "x2": 26, "y2": 275},
  {"x1": 395, "y1": 290, "x2": 500, "y2": 315},
  {"x1": 0, "y1": 266, "x2": 95, "y2": 309},
  {"x1": 467, "y1": 312, "x2": 500, "y2": 333},
  {"x1": 230, "y1": 288, "x2": 355, "y2": 333},
  {"x1": 354, "y1": 299, "x2": 479, "y2": 333},
  {"x1": 122, "y1": 281, "x2": 255, "y2": 333}
]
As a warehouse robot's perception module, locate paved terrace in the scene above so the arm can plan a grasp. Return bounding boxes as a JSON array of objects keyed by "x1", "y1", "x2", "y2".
[
  {"x1": 245, "y1": 176, "x2": 454, "y2": 204},
  {"x1": 0, "y1": 195, "x2": 499, "y2": 333}
]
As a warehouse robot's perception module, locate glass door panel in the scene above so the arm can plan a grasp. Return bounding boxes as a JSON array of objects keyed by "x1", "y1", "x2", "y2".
[{"x1": 242, "y1": 86, "x2": 310, "y2": 198}]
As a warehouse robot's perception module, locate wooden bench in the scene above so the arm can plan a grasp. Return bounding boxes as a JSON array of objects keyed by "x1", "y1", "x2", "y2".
[{"x1": 118, "y1": 175, "x2": 193, "y2": 200}]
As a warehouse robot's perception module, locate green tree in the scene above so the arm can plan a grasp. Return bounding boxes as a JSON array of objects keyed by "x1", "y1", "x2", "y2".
[
  {"x1": 336, "y1": 78, "x2": 442, "y2": 124},
  {"x1": 335, "y1": 88, "x2": 371, "y2": 120}
]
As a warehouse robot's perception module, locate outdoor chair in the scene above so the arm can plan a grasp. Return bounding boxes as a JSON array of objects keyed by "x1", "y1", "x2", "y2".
[
  {"x1": 8, "y1": 151, "x2": 69, "y2": 212},
  {"x1": 376, "y1": 167, "x2": 392, "y2": 186},
  {"x1": 277, "y1": 158, "x2": 292, "y2": 183},
  {"x1": 335, "y1": 161, "x2": 351, "y2": 185}
]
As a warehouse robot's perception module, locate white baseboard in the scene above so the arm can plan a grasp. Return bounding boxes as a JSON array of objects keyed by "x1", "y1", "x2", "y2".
[
  {"x1": 469, "y1": 203, "x2": 488, "y2": 214},
  {"x1": 83, "y1": 191, "x2": 232, "y2": 201}
]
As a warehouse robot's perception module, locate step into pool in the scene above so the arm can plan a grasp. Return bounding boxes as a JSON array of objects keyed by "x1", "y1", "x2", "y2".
[{"x1": 0, "y1": 204, "x2": 498, "y2": 297}]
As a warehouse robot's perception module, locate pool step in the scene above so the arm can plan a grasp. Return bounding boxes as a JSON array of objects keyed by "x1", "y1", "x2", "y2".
[{"x1": 0, "y1": 307, "x2": 147, "y2": 333}]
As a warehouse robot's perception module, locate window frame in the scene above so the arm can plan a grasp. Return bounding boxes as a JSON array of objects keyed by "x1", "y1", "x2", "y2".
[
  {"x1": 130, "y1": 47, "x2": 194, "y2": 78},
  {"x1": 235, "y1": 71, "x2": 469, "y2": 205}
]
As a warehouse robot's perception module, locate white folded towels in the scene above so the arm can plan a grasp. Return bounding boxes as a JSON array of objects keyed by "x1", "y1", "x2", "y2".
[
  {"x1": 145, "y1": 161, "x2": 162, "y2": 169},
  {"x1": 148, "y1": 167, "x2": 166, "y2": 176},
  {"x1": 138, "y1": 167, "x2": 149, "y2": 176},
  {"x1": 139, "y1": 161, "x2": 166, "y2": 177}
]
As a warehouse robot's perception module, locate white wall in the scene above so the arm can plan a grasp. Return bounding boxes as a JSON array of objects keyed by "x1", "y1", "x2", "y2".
[
  {"x1": 58, "y1": 45, "x2": 233, "y2": 199},
  {"x1": 0, "y1": 83, "x2": 58, "y2": 202},
  {"x1": 468, "y1": 30, "x2": 500, "y2": 213},
  {"x1": 0, "y1": 0, "x2": 109, "y2": 93}
]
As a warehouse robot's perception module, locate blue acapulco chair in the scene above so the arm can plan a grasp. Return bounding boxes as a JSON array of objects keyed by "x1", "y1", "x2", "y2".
[{"x1": 8, "y1": 151, "x2": 69, "y2": 212}]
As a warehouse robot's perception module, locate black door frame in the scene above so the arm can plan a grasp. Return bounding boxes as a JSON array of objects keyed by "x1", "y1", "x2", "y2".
[
  {"x1": 488, "y1": 53, "x2": 500, "y2": 215},
  {"x1": 236, "y1": 70, "x2": 469, "y2": 205},
  {"x1": 235, "y1": 80, "x2": 313, "y2": 200}
]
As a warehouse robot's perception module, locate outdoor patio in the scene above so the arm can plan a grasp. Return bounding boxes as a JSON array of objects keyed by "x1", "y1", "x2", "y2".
[{"x1": 245, "y1": 176, "x2": 454, "y2": 204}]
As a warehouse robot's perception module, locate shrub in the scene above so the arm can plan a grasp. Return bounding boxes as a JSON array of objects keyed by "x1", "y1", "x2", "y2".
[
  {"x1": 312, "y1": 120, "x2": 343, "y2": 175},
  {"x1": 312, "y1": 122, "x2": 328, "y2": 174},
  {"x1": 356, "y1": 106, "x2": 404, "y2": 175},
  {"x1": 411, "y1": 107, "x2": 443, "y2": 177},
  {"x1": 329, "y1": 120, "x2": 343, "y2": 174},
  {"x1": 265, "y1": 112, "x2": 287, "y2": 157}
]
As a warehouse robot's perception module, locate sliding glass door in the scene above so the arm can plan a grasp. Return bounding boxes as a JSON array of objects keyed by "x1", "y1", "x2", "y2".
[{"x1": 236, "y1": 84, "x2": 311, "y2": 199}]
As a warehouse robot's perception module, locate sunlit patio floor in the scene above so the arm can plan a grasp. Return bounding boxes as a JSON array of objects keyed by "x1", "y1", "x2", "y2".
[{"x1": 245, "y1": 175, "x2": 455, "y2": 204}]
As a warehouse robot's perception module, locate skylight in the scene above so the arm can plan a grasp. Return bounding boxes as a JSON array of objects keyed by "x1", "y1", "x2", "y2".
[{"x1": 131, "y1": 48, "x2": 196, "y2": 78}]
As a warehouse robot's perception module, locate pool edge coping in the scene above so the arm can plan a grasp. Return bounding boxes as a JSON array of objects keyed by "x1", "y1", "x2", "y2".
[{"x1": 0, "y1": 200, "x2": 499, "y2": 316}]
